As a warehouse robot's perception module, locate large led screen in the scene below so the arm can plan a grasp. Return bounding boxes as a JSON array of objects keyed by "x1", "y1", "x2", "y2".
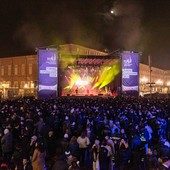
[
  {"x1": 38, "y1": 48, "x2": 58, "y2": 99},
  {"x1": 122, "y1": 51, "x2": 139, "y2": 92}
]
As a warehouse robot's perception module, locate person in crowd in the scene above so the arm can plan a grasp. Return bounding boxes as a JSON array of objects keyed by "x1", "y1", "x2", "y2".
[
  {"x1": 52, "y1": 146, "x2": 68, "y2": 170},
  {"x1": 1, "y1": 129, "x2": 13, "y2": 164},
  {"x1": 158, "y1": 157, "x2": 170, "y2": 170},
  {"x1": 145, "y1": 122, "x2": 153, "y2": 146},
  {"x1": 61, "y1": 133, "x2": 70, "y2": 154},
  {"x1": 120, "y1": 129, "x2": 127, "y2": 140},
  {"x1": 68, "y1": 161, "x2": 80, "y2": 170},
  {"x1": 105, "y1": 136, "x2": 114, "y2": 169},
  {"x1": 77, "y1": 131, "x2": 90, "y2": 165},
  {"x1": 69, "y1": 136, "x2": 79, "y2": 159},
  {"x1": 115, "y1": 138, "x2": 131, "y2": 170},
  {"x1": 130, "y1": 132, "x2": 142, "y2": 170},
  {"x1": 10, "y1": 143, "x2": 23, "y2": 170},
  {"x1": 98, "y1": 140, "x2": 110, "y2": 170},
  {"x1": 91, "y1": 139, "x2": 100, "y2": 170},
  {"x1": 145, "y1": 147, "x2": 158, "y2": 170},
  {"x1": 65, "y1": 151, "x2": 77, "y2": 167},
  {"x1": 0, "y1": 162, "x2": 9, "y2": 170},
  {"x1": 45, "y1": 130, "x2": 56, "y2": 159},
  {"x1": 20, "y1": 130, "x2": 31, "y2": 162},
  {"x1": 35, "y1": 117, "x2": 44, "y2": 135},
  {"x1": 29, "y1": 136, "x2": 37, "y2": 161},
  {"x1": 22, "y1": 157, "x2": 33, "y2": 170},
  {"x1": 32, "y1": 141, "x2": 46, "y2": 170},
  {"x1": 105, "y1": 136, "x2": 115, "y2": 156}
]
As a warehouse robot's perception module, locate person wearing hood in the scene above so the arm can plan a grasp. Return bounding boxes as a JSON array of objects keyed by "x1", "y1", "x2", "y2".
[{"x1": 1, "y1": 128, "x2": 13, "y2": 163}]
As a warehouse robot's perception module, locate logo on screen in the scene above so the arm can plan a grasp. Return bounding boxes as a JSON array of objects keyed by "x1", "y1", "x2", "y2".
[
  {"x1": 123, "y1": 56, "x2": 132, "y2": 67},
  {"x1": 47, "y1": 54, "x2": 56, "y2": 64}
]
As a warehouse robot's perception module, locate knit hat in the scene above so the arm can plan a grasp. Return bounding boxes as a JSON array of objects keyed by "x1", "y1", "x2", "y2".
[
  {"x1": 4, "y1": 129, "x2": 9, "y2": 135},
  {"x1": 65, "y1": 151, "x2": 71, "y2": 156},
  {"x1": 1, "y1": 163, "x2": 8, "y2": 168},
  {"x1": 65, "y1": 116, "x2": 69, "y2": 120},
  {"x1": 31, "y1": 135, "x2": 37, "y2": 141},
  {"x1": 64, "y1": 133, "x2": 69, "y2": 139}
]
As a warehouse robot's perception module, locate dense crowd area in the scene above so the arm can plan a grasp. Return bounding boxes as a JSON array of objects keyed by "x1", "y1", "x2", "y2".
[{"x1": 0, "y1": 96, "x2": 170, "y2": 170}]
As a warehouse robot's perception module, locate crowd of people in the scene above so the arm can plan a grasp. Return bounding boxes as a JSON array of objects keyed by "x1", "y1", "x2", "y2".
[{"x1": 0, "y1": 96, "x2": 169, "y2": 170}]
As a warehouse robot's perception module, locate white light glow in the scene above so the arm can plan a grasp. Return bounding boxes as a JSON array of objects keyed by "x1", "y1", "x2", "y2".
[
  {"x1": 167, "y1": 81, "x2": 170, "y2": 86},
  {"x1": 156, "y1": 80, "x2": 163, "y2": 85},
  {"x1": 31, "y1": 82, "x2": 34, "y2": 88},
  {"x1": 140, "y1": 77, "x2": 148, "y2": 83},
  {"x1": 75, "y1": 80, "x2": 88, "y2": 86},
  {"x1": 24, "y1": 83, "x2": 28, "y2": 88}
]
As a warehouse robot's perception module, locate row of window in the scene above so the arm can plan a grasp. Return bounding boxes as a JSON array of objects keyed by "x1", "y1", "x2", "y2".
[
  {"x1": 2, "y1": 81, "x2": 35, "y2": 88},
  {"x1": 14, "y1": 81, "x2": 35, "y2": 88},
  {"x1": 0, "y1": 64, "x2": 33, "y2": 76}
]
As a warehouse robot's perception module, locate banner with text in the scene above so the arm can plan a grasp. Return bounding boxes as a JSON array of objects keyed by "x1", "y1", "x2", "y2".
[
  {"x1": 38, "y1": 48, "x2": 58, "y2": 99},
  {"x1": 122, "y1": 51, "x2": 139, "y2": 92}
]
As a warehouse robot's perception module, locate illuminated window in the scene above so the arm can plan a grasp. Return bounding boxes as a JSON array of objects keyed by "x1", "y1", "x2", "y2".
[
  {"x1": 21, "y1": 64, "x2": 25, "y2": 75},
  {"x1": 14, "y1": 81, "x2": 18, "y2": 87},
  {"x1": 6, "y1": 81, "x2": 11, "y2": 87},
  {"x1": 8, "y1": 65, "x2": 11, "y2": 76},
  {"x1": 14, "y1": 65, "x2": 18, "y2": 75},
  {"x1": 1, "y1": 66, "x2": 4, "y2": 76},
  {"x1": 20, "y1": 81, "x2": 25, "y2": 88},
  {"x1": 29, "y1": 64, "x2": 32, "y2": 75},
  {"x1": 30, "y1": 81, "x2": 34, "y2": 88}
]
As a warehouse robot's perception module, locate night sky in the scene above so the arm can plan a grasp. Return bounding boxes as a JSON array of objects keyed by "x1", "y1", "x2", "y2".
[{"x1": 0, "y1": 0, "x2": 170, "y2": 69}]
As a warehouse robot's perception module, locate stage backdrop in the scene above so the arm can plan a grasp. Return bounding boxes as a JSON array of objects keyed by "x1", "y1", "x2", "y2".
[
  {"x1": 38, "y1": 48, "x2": 58, "y2": 99},
  {"x1": 122, "y1": 51, "x2": 139, "y2": 93}
]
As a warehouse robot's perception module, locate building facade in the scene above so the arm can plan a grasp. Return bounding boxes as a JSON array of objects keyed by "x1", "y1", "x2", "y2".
[
  {"x1": 0, "y1": 44, "x2": 169, "y2": 98},
  {"x1": 139, "y1": 64, "x2": 170, "y2": 95},
  {"x1": 0, "y1": 55, "x2": 37, "y2": 98}
]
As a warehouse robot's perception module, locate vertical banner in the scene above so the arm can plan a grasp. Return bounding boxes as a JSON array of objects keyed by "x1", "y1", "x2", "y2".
[
  {"x1": 122, "y1": 51, "x2": 139, "y2": 93},
  {"x1": 38, "y1": 48, "x2": 58, "y2": 99}
]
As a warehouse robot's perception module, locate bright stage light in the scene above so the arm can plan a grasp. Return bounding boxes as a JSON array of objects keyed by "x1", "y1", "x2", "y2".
[
  {"x1": 93, "y1": 62, "x2": 120, "y2": 89},
  {"x1": 75, "y1": 80, "x2": 88, "y2": 86}
]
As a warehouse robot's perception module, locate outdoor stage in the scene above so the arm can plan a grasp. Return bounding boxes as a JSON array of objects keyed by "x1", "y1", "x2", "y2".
[
  {"x1": 37, "y1": 48, "x2": 140, "y2": 99},
  {"x1": 59, "y1": 54, "x2": 121, "y2": 97}
]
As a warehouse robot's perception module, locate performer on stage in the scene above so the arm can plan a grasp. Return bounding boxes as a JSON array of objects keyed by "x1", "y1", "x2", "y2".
[{"x1": 75, "y1": 87, "x2": 78, "y2": 95}]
